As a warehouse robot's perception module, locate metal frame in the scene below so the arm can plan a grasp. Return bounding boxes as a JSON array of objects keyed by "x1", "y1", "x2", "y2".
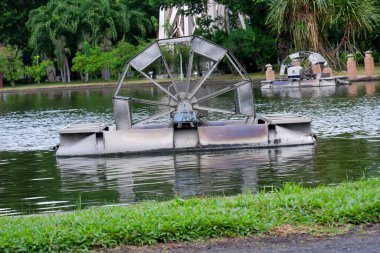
[{"x1": 113, "y1": 36, "x2": 255, "y2": 128}]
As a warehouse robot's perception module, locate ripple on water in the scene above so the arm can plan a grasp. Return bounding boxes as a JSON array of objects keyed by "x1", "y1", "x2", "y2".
[{"x1": 0, "y1": 84, "x2": 379, "y2": 215}]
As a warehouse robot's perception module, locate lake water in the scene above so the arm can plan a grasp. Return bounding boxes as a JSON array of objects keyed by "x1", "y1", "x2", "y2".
[{"x1": 0, "y1": 82, "x2": 379, "y2": 215}]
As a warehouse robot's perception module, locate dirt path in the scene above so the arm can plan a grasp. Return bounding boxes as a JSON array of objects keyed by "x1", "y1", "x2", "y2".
[{"x1": 103, "y1": 223, "x2": 380, "y2": 253}]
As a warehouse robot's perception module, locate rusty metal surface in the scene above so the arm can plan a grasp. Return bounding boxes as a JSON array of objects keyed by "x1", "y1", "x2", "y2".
[
  {"x1": 198, "y1": 125, "x2": 268, "y2": 146},
  {"x1": 207, "y1": 120, "x2": 247, "y2": 126}
]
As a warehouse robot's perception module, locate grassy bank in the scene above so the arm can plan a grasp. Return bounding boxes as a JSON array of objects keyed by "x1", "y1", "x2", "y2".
[{"x1": 0, "y1": 179, "x2": 379, "y2": 252}]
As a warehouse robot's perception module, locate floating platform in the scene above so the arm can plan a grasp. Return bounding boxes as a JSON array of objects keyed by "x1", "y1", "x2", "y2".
[
  {"x1": 56, "y1": 37, "x2": 316, "y2": 157},
  {"x1": 261, "y1": 76, "x2": 349, "y2": 89},
  {"x1": 56, "y1": 115, "x2": 316, "y2": 156}
]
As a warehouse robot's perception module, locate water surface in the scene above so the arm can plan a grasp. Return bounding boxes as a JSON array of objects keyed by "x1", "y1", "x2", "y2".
[{"x1": 0, "y1": 82, "x2": 379, "y2": 215}]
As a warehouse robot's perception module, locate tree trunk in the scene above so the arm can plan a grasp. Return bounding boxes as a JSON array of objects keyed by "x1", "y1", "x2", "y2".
[
  {"x1": 85, "y1": 72, "x2": 89, "y2": 82},
  {"x1": 0, "y1": 72, "x2": 3, "y2": 88},
  {"x1": 63, "y1": 55, "x2": 71, "y2": 83},
  {"x1": 106, "y1": 68, "x2": 110, "y2": 81},
  {"x1": 102, "y1": 68, "x2": 111, "y2": 81},
  {"x1": 46, "y1": 66, "x2": 56, "y2": 82},
  {"x1": 61, "y1": 67, "x2": 66, "y2": 83}
]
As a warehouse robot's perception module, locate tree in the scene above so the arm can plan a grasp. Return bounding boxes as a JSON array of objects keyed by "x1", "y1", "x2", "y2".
[
  {"x1": 27, "y1": 0, "x2": 155, "y2": 83},
  {"x1": 25, "y1": 56, "x2": 53, "y2": 84},
  {"x1": 327, "y1": 0, "x2": 380, "y2": 56},
  {"x1": 0, "y1": 0, "x2": 48, "y2": 49},
  {"x1": 0, "y1": 45, "x2": 24, "y2": 86},
  {"x1": 71, "y1": 44, "x2": 110, "y2": 81},
  {"x1": 265, "y1": 0, "x2": 380, "y2": 66},
  {"x1": 211, "y1": 28, "x2": 277, "y2": 72},
  {"x1": 71, "y1": 40, "x2": 146, "y2": 82},
  {"x1": 27, "y1": 0, "x2": 81, "y2": 83},
  {"x1": 79, "y1": 0, "x2": 130, "y2": 46}
]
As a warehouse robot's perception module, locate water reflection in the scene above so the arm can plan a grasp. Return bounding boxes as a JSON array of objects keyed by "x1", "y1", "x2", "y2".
[
  {"x1": 261, "y1": 85, "x2": 338, "y2": 98},
  {"x1": 261, "y1": 81, "x2": 378, "y2": 98},
  {"x1": 56, "y1": 146, "x2": 315, "y2": 206},
  {"x1": 348, "y1": 81, "x2": 378, "y2": 97}
]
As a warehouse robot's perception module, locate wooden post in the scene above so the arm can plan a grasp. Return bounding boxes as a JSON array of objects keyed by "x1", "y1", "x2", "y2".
[
  {"x1": 346, "y1": 54, "x2": 357, "y2": 80},
  {"x1": 364, "y1": 50, "x2": 375, "y2": 76},
  {"x1": 322, "y1": 67, "x2": 332, "y2": 77},
  {"x1": 265, "y1": 64, "x2": 275, "y2": 81},
  {"x1": 312, "y1": 64, "x2": 321, "y2": 74}
]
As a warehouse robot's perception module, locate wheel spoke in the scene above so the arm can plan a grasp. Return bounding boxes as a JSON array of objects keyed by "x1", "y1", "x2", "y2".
[
  {"x1": 134, "y1": 109, "x2": 175, "y2": 126},
  {"x1": 113, "y1": 96, "x2": 171, "y2": 107},
  {"x1": 196, "y1": 80, "x2": 250, "y2": 104},
  {"x1": 193, "y1": 105, "x2": 236, "y2": 115}
]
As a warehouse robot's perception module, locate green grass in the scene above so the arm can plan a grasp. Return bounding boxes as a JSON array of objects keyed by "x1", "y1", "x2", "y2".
[{"x1": 0, "y1": 178, "x2": 379, "y2": 252}]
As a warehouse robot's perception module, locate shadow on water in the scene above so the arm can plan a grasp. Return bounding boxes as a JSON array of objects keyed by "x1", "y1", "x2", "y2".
[
  {"x1": 0, "y1": 145, "x2": 317, "y2": 215},
  {"x1": 56, "y1": 145, "x2": 315, "y2": 200}
]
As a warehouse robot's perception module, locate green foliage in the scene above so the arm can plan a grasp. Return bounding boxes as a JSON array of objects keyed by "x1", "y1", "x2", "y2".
[
  {"x1": 0, "y1": 0, "x2": 48, "y2": 49},
  {"x1": 265, "y1": 0, "x2": 380, "y2": 56},
  {"x1": 26, "y1": 0, "x2": 155, "y2": 82},
  {"x1": 72, "y1": 44, "x2": 104, "y2": 78},
  {"x1": 0, "y1": 45, "x2": 24, "y2": 86},
  {"x1": 71, "y1": 40, "x2": 151, "y2": 81},
  {"x1": 212, "y1": 28, "x2": 277, "y2": 72},
  {"x1": 25, "y1": 56, "x2": 53, "y2": 83},
  {"x1": 0, "y1": 178, "x2": 379, "y2": 252},
  {"x1": 108, "y1": 40, "x2": 140, "y2": 73},
  {"x1": 149, "y1": 0, "x2": 206, "y2": 15}
]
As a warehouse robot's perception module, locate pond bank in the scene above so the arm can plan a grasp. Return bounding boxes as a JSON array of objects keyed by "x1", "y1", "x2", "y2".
[
  {"x1": 1, "y1": 178, "x2": 379, "y2": 252},
  {"x1": 0, "y1": 79, "x2": 266, "y2": 94}
]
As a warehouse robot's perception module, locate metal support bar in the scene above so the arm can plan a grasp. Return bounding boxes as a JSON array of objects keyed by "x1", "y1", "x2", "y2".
[
  {"x1": 193, "y1": 105, "x2": 237, "y2": 115},
  {"x1": 114, "y1": 63, "x2": 130, "y2": 97},
  {"x1": 188, "y1": 57, "x2": 222, "y2": 99},
  {"x1": 134, "y1": 109, "x2": 175, "y2": 126},
  {"x1": 138, "y1": 69, "x2": 179, "y2": 101},
  {"x1": 225, "y1": 53, "x2": 247, "y2": 80},
  {"x1": 186, "y1": 50, "x2": 194, "y2": 93},
  {"x1": 158, "y1": 46, "x2": 180, "y2": 95},
  {"x1": 196, "y1": 80, "x2": 249, "y2": 104},
  {"x1": 113, "y1": 96, "x2": 171, "y2": 107}
]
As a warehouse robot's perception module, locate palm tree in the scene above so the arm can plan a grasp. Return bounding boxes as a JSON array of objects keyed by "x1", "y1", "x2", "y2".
[
  {"x1": 27, "y1": 0, "x2": 80, "y2": 82},
  {"x1": 266, "y1": 0, "x2": 331, "y2": 52},
  {"x1": 265, "y1": 0, "x2": 379, "y2": 66},
  {"x1": 328, "y1": 0, "x2": 380, "y2": 55},
  {"x1": 77, "y1": 0, "x2": 152, "y2": 80},
  {"x1": 28, "y1": 0, "x2": 155, "y2": 82},
  {"x1": 79, "y1": 0, "x2": 129, "y2": 47}
]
